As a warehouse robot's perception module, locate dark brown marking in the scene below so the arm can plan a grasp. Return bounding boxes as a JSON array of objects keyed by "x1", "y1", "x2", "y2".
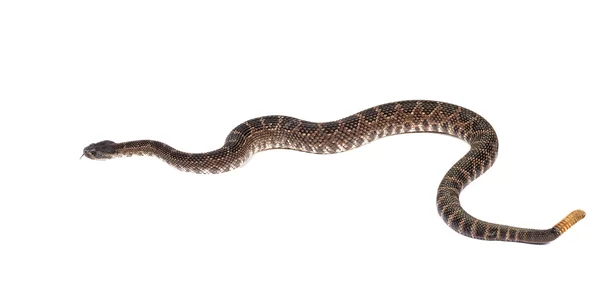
[
  {"x1": 379, "y1": 103, "x2": 397, "y2": 118},
  {"x1": 247, "y1": 118, "x2": 263, "y2": 130},
  {"x1": 362, "y1": 107, "x2": 378, "y2": 123},
  {"x1": 280, "y1": 117, "x2": 300, "y2": 131},
  {"x1": 400, "y1": 101, "x2": 418, "y2": 114},
  {"x1": 262, "y1": 116, "x2": 280, "y2": 129},
  {"x1": 298, "y1": 122, "x2": 319, "y2": 135},
  {"x1": 343, "y1": 115, "x2": 360, "y2": 131},
  {"x1": 421, "y1": 102, "x2": 438, "y2": 115},
  {"x1": 321, "y1": 121, "x2": 339, "y2": 135}
]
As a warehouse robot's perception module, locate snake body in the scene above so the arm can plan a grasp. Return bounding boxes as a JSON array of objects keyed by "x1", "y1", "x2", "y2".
[{"x1": 83, "y1": 100, "x2": 585, "y2": 244}]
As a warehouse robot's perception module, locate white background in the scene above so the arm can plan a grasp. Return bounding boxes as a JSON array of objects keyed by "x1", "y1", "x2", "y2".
[{"x1": 1, "y1": 1, "x2": 598, "y2": 302}]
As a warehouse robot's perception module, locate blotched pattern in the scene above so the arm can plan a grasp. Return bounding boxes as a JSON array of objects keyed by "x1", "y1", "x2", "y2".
[{"x1": 83, "y1": 100, "x2": 585, "y2": 243}]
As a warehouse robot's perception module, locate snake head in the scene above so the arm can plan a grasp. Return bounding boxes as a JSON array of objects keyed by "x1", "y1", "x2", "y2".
[{"x1": 82, "y1": 140, "x2": 118, "y2": 160}]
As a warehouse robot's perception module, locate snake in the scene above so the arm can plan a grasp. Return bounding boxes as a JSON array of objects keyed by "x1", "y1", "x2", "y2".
[{"x1": 83, "y1": 100, "x2": 585, "y2": 244}]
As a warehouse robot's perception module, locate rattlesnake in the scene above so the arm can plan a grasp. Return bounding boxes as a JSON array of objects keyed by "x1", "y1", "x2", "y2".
[{"x1": 83, "y1": 100, "x2": 585, "y2": 244}]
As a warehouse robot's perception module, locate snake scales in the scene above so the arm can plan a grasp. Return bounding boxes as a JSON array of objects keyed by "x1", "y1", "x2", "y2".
[{"x1": 83, "y1": 100, "x2": 585, "y2": 244}]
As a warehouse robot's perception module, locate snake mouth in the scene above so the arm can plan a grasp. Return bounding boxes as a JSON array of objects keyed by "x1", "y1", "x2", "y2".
[
  {"x1": 81, "y1": 149, "x2": 108, "y2": 160},
  {"x1": 81, "y1": 150, "x2": 107, "y2": 160}
]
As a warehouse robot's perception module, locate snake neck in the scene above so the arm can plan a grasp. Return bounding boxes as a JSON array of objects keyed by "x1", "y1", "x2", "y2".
[{"x1": 112, "y1": 140, "x2": 240, "y2": 174}]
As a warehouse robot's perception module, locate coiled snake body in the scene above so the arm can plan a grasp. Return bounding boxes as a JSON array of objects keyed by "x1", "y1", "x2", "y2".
[{"x1": 83, "y1": 100, "x2": 585, "y2": 244}]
